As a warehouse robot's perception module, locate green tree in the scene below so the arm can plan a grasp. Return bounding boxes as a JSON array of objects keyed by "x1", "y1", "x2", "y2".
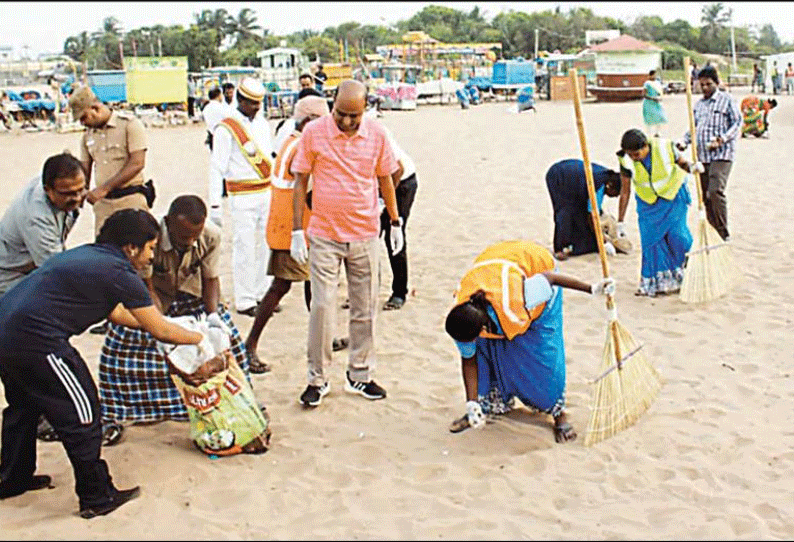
[{"x1": 194, "y1": 9, "x2": 232, "y2": 48}]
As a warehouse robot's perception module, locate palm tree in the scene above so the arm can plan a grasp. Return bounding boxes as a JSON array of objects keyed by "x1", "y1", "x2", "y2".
[
  {"x1": 229, "y1": 8, "x2": 262, "y2": 46},
  {"x1": 700, "y1": 3, "x2": 732, "y2": 46},
  {"x1": 194, "y1": 8, "x2": 232, "y2": 48}
]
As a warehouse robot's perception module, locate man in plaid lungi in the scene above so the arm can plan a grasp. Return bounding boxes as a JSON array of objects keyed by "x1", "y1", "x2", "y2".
[{"x1": 98, "y1": 196, "x2": 252, "y2": 445}]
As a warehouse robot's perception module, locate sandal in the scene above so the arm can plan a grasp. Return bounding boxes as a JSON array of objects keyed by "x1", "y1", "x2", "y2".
[
  {"x1": 101, "y1": 422, "x2": 124, "y2": 447},
  {"x1": 553, "y1": 421, "x2": 577, "y2": 443},
  {"x1": 382, "y1": 296, "x2": 405, "y2": 311},
  {"x1": 332, "y1": 337, "x2": 349, "y2": 352},
  {"x1": 36, "y1": 416, "x2": 60, "y2": 442},
  {"x1": 449, "y1": 414, "x2": 471, "y2": 434},
  {"x1": 247, "y1": 348, "x2": 271, "y2": 374}
]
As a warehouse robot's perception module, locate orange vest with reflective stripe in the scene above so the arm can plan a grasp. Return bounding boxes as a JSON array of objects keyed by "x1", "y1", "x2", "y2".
[
  {"x1": 454, "y1": 240, "x2": 555, "y2": 340},
  {"x1": 266, "y1": 132, "x2": 311, "y2": 250}
]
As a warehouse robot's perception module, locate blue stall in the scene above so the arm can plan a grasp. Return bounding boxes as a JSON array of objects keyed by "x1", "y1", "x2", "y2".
[
  {"x1": 86, "y1": 70, "x2": 127, "y2": 103},
  {"x1": 491, "y1": 58, "x2": 536, "y2": 90}
]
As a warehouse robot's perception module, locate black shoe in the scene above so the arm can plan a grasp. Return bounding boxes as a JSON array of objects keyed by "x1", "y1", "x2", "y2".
[
  {"x1": 237, "y1": 306, "x2": 257, "y2": 317},
  {"x1": 299, "y1": 382, "x2": 330, "y2": 407},
  {"x1": 382, "y1": 295, "x2": 405, "y2": 311},
  {"x1": 344, "y1": 371, "x2": 386, "y2": 400},
  {"x1": 37, "y1": 416, "x2": 60, "y2": 442},
  {"x1": 89, "y1": 321, "x2": 109, "y2": 335},
  {"x1": 79, "y1": 486, "x2": 140, "y2": 519},
  {"x1": 0, "y1": 474, "x2": 53, "y2": 499}
]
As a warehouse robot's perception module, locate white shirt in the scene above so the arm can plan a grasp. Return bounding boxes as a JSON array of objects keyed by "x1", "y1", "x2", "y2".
[
  {"x1": 201, "y1": 99, "x2": 230, "y2": 133},
  {"x1": 272, "y1": 117, "x2": 296, "y2": 154},
  {"x1": 383, "y1": 126, "x2": 415, "y2": 180},
  {"x1": 209, "y1": 107, "x2": 274, "y2": 207}
]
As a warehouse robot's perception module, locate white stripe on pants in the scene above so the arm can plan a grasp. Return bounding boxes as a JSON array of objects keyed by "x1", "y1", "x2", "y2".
[
  {"x1": 307, "y1": 234, "x2": 380, "y2": 387},
  {"x1": 230, "y1": 190, "x2": 273, "y2": 311},
  {"x1": 46, "y1": 353, "x2": 93, "y2": 424}
]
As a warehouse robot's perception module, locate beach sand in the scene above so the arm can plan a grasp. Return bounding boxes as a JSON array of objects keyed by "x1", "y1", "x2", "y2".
[{"x1": 1, "y1": 91, "x2": 793, "y2": 539}]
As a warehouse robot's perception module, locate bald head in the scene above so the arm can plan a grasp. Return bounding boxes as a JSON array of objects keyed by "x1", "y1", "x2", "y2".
[{"x1": 333, "y1": 79, "x2": 367, "y2": 135}]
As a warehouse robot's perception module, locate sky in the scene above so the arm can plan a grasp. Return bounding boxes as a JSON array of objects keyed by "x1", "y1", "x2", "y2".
[{"x1": 1, "y1": 1, "x2": 793, "y2": 59}]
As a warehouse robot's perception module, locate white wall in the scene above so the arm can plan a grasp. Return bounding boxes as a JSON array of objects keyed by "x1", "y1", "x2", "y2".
[
  {"x1": 595, "y1": 51, "x2": 661, "y2": 75},
  {"x1": 762, "y1": 52, "x2": 794, "y2": 91}
]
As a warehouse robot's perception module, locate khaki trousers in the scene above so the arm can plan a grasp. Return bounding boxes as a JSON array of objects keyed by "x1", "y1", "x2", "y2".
[
  {"x1": 307, "y1": 234, "x2": 380, "y2": 387},
  {"x1": 93, "y1": 193, "x2": 149, "y2": 237}
]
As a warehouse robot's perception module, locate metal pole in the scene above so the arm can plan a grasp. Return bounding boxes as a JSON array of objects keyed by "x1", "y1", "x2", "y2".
[
  {"x1": 730, "y1": 24, "x2": 737, "y2": 73},
  {"x1": 535, "y1": 29, "x2": 539, "y2": 60}
]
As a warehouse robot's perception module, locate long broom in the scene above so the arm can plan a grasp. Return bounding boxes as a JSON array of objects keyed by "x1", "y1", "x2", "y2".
[
  {"x1": 679, "y1": 56, "x2": 737, "y2": 303},
  {"x1": 568, "y1": 69, "x2": 662, "y2": 446}
]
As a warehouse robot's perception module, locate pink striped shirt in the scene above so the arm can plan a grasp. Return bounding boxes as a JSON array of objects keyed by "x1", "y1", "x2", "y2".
[{"x1": 291, "y1": 115, "x2": 397, "y2": 242}]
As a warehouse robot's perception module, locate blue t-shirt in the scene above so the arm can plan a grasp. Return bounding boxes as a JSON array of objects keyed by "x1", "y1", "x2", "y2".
[{"x1": 0, "y1": 243, "x2": 152, "y2": 354}]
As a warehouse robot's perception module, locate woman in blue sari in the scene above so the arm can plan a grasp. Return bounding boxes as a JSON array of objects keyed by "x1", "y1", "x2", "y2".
[
  {"x1": 444, "y1": 240, "x2": 615, "y2": 443},
  {"x1": 616, "y1": 129, "x2": 700, "y2": 296}
]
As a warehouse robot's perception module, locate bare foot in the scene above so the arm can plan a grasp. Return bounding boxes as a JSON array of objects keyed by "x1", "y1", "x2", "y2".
[{"x1": 553, "y1": 413, "x2": 577, "y2": 443}]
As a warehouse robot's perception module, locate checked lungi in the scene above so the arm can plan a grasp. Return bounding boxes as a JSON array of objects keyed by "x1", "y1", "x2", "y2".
[{"x1": 98, "y1": 293, "x2": 251, "y2": 423}]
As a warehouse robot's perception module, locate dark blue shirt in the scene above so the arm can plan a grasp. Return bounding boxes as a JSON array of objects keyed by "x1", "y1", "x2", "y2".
[
  {"x1": 0, "y1": 243, "x2": 152, "y2": 354},
  {"x1": 546, "y1": 159, "x2": 609, "y2": 211}
]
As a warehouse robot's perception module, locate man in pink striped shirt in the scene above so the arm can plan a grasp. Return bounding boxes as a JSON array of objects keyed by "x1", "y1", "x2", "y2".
[{"x1": 290, "y1": 80, "x2": 403, "y2": 407}]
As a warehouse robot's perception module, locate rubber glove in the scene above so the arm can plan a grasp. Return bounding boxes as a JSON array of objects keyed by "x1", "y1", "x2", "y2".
[
  {"x1": 390, "y1": 217, "x2": 404, "y2": 255},
  {"x1": 466, "y1": 400, "x2": 485, "y2": 429},
  {"x1": 675, "y1": 138, "x2": 688, "y2": 151},
  {"x1": 290, "y1": 230, "x2": 308, "y2": 265},
  {"x1": 209, "y1": 205, "x2": 222, "y2": 228},
  {"x1": 590, "y1": 277, "x2": 617, "y2": 296},
  {"x1": 616, "y1": 222, "x2": 627, "y2": 238},
  {"x1": 692, "y1": 161, "x2": 705, "y2": 174},
  {"x1": 604, "y1": 241, "x2": 617, "y2": 256}
]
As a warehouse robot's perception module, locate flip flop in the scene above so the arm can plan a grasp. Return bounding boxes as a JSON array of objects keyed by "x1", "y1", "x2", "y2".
[
  {"x1": 36, "y1": 417, "x2": 60, "y2": 442},
  {"x1": 247, "y1": 348, "x2": 272, "y2": 374},
  {"x1": 101, "y1": 423, "x2": 124, "y2": 447},
  {"x1": 449, "y1": 414, "x2": 471, "y2": 433},
  {"x1": 553, "y1": 421, "x2": 577, "y2": 443},
  {"x1": 382, "y1": 296, "x2": 405, "y2": 311}
]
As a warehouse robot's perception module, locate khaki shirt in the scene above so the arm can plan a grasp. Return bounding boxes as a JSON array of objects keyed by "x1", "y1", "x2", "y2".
[
  {"x1": 142, "y1": 218, "x2": 221, "y2": 308},
  {"x1": 80, "y1": 110, "x2": 147, "y2": 188}
]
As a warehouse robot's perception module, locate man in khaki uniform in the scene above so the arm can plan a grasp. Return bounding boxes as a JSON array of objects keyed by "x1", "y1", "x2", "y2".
[
  {"x1": 69, "y1": 85, "x2": 151, "y2": 237},
  {"x1": 97, "y1": 195, "x2": 252, "y2": 440}
]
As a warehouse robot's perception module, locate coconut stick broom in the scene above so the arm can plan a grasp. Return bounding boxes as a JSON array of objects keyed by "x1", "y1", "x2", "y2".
[
  {"x1": 568, "y1": 69, "x2": 662, "y2": 446},
  {"x1": 679, "y1": 56, "x2": 737, "y2": 303}
]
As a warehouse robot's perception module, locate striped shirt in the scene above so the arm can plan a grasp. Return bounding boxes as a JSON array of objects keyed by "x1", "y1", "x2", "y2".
[
  {"x1": 683, "y1": 89, "x2": 741, "y2": 163},
  {"x1": 292, "y1": 114, "x2": 397, "y2": 242}
]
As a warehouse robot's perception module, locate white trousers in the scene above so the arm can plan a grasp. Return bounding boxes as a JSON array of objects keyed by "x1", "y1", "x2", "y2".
[{"x1": 229, "y1": 190, "x2": 272, "y2": 311}]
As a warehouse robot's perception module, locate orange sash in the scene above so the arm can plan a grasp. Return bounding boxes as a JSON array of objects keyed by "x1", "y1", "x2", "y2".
[{"x1": 217, "y1": 117, "x2": 273, "y2": 193}]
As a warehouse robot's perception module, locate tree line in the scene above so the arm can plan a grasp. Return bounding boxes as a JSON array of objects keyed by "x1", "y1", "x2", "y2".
[{"x1": 62, "y1": 3, "x2": 788, "y2": 73}]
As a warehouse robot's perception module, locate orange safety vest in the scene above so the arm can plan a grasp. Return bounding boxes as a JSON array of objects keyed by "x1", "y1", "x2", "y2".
[
  {"x1": 454, "y1": 240, "x2": 555, "y2": 340},
  {"x1": 217, "y1": 117, "x2": 273, "y2": 195},
  {"x1": 266, "y1": 132, "x2": 311, "y2": 250}
]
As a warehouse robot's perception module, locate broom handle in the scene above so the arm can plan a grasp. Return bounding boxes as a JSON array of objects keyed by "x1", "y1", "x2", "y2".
[
  {"x1": 684, "y1": 57, "x2": 706, "y2": 211},
  {"x1": 569, "y1": 69, "x2": 614, "y2": 306}
]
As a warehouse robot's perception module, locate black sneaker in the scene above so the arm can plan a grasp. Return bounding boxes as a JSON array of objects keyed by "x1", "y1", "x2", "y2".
[
  {"x1": 79, "y1": 486, "x2": 140, "y2": 519},
  {"x1": 299, "y1": 382, "x2": 330, "y2": 407},
  {"x1": 344, "y1": 371, "x2": 386, "y2": 400}
]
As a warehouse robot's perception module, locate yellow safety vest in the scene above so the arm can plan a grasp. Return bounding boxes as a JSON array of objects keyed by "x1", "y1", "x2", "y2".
[
  {"x1": 454, "y1": 240, "x2": 554, "y2": 340},
  {"x1": 619, "y1": 138, "x2": 687, "y2": 204}
]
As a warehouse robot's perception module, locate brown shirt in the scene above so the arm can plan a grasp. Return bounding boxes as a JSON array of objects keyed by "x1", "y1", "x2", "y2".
[
  {"x1": 142, "y1": 219, "x2": 222, "y2": 308},
  {"x1": 80, "y1": 110, "x2": 147, "y2": 188}
]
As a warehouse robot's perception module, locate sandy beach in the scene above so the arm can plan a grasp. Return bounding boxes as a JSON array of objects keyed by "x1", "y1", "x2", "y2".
[{"x1": 1, "y1": 90, "x2": 793, "y2": 539}]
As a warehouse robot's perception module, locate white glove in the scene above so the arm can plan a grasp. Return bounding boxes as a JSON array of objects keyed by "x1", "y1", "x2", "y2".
[
  {"x1": 389, "y1": 217, "x2": 404, "y2": 255},
  {"x1": 616, "y1": 222, "x2": 627, "y2": 239},
  {"x1": 209, "y1": 205, "x2": 222, "y2": 228},
  {"x1": 675, "y1": 138, "x2": 688, "y2": 151},
  {"x1": 290, "y1": 229, "x2": 308, "y2": 266},
  {"x1": 590, "y1": 277, "x2": 616, "y2": 296},
  {"x1": 692, "y1": 161, "x2": 705, "y2": 174},
  {"x1": 466, "y1": 400, "x2": 485, "y2": 429},
  {"x1": 604, "y1": 241, "x2": 617, "y2": 256}
]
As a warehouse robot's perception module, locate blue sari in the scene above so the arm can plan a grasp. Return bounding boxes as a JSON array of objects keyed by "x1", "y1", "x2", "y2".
[
  {"x1": 474, "y1": 285, "x2": 566, "y2": 417},
  {"x1": 636, "y1": 183, "x2": 693, "y2": 296}
]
